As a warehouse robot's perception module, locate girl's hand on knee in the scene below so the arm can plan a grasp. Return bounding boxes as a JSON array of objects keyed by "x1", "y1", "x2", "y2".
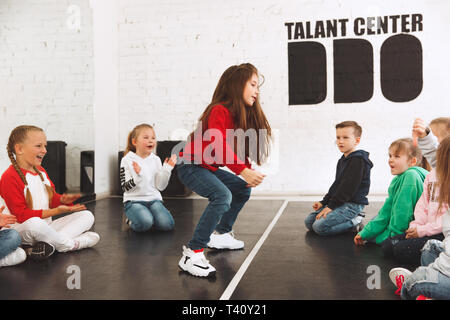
[{"x1": 240, "y1": 168, "x2": 265, "y2": 187}]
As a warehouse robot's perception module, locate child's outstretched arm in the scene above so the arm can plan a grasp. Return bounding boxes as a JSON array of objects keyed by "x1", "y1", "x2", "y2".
[
  {"x1": 413, "y1": 118, "x2": 438, "y2": 168},
  {"x1": 357, "y1": 196, "x2": 393, "y2": 244}
]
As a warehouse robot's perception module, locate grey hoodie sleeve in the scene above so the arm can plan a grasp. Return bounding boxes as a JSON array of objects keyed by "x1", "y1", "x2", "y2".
[{"x1": 418, "y1": 133, "x2": 438, "y2": 168}]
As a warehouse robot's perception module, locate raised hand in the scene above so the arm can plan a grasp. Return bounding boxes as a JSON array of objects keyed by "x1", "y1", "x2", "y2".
[
  {"x1": 164, "y1": 154, "x2": 178, "y2": 167},
  {"x1": 412, "y1": 118, "x2": 428, "y2": 146},
  {"x1": 132, "y1": 161, "x2": 141, "y2": 174}
]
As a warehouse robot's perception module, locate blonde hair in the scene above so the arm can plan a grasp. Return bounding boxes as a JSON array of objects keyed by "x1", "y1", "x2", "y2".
[
  {"x1": 124, "y1": 124, "x2": 155, "y2": 156},
  {"x1": 6, "y1": 125, "x2": 54, "y2": 209},
  {"x1": 430, "y1": 117, "x2": 450, "y2": 132},
  {"x1": 436, "y1": 135, "x2": 450, "y2": 212}
]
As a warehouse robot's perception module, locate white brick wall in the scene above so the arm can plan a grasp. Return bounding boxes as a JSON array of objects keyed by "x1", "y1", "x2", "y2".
[
  {"x1": 0, "y1": 0, "x2": 94, "y2": 191},
  {"x1": 2, "y1": 0, "x2": 449, "y2": 196},
  {"x1": 117, "y1": 0, "x2": 450, "y2": 195}
]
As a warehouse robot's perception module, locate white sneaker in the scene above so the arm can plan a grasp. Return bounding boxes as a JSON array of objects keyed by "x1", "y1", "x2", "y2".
[
  {"x1": 389, "y1": 267, "x2": 412, "y2": 296},
  {"x1": 178, "y1": 246, "x2": 216, "y2": 277},
  {"x1": 207, "y1": 231, "x2": 244, "y2": 250},
  {"x1": 0, "y1": 247, "x2": 26, "y2": 267},
  {"x1": 73, "y1": 232, "x2": 100, "y2": 250}
]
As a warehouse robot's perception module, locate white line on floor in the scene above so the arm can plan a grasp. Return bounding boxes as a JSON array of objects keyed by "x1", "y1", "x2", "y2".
[{"x1": 219, "y1": 199, "x2": 289, "y2": 300}]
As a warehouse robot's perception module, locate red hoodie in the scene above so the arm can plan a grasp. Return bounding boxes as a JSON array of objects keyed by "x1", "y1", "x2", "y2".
[
  {"x1": 0, "y1": 165, "x2": 63, "y2": 223},
  {"x1": 180, "y1": 104, "x2": 252, "y2": 175}
]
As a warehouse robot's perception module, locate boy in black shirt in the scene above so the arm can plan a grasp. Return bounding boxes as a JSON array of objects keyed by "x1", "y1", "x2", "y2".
[{"x1": 305, "y1": 121, "x2": 373, "y2": 236}]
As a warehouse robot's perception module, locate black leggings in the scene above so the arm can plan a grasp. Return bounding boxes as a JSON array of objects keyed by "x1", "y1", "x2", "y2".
[{"x1": 381, "y1": 233, "x2": 445, "y2": 266}]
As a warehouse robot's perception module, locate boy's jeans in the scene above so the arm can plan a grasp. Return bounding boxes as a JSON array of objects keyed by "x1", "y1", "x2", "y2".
[
  {"x1": 304, "y1": 202, "x2": 364, "y2": 236},
  {"x1": 124, "y1": 200, "x2": 175, "y2": 232},
  {"x1": 176, "y1": 164, "x2": 251, "y2": 250},
  {"x1": 401, "y1": 239, "x2": 450, "y2": 300}
]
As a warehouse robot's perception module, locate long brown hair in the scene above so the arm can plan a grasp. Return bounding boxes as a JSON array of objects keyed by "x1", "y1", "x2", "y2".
[
  {"x1": 189, "y1": 63, "x2": 272, "y2": 165},
  {"x1": 124, "y1": 123, "x2": 155, "y2": 156},
  {"x1": 436, "y1": 135, "x2": 450, "y2": 211},
  {"x1": 6, "y1": 125, "x2": 54, "y2": 209}
]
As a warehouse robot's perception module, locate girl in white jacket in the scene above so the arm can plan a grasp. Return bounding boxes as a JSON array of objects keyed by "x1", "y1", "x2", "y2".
[{"x1": 120, "y1": 124, "x2": 176, "y2": 232}]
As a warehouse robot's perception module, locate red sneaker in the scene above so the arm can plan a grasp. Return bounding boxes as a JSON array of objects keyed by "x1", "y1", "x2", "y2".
[{"x1": 416, "y1": 295, "x2": 432, "y2": 300}]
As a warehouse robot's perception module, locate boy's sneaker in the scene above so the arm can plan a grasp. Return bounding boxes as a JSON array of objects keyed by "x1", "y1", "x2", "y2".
[
  {"x1": 0, "y1": 247, "x2": 26, "y2": 267},
  {"x1": 352, "y1": 222, "x2": 365, "y2": 233},
  {"x1": 389, "y1": 267, "x2": 412, "y2": 296},
  {"x1": 207, "y1": 231, "x2": 244, "y2": 250},
  {"x1": 23, "y1": 241, "x2": 55, "y2": 261},
  {"x1": 178, "y1": 246, "x2": 216, "y2": 277},
  {"x1": 73, "y1": 232, "x2": 100, "y2": 250},
  {"x1": 351, "y1": 212, "x2": 365, "y2": 226}
]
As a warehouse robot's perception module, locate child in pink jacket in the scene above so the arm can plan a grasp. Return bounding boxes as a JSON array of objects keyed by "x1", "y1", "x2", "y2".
[{"x1": 381, "y1": 169, "x2": 448, "y2": 266}]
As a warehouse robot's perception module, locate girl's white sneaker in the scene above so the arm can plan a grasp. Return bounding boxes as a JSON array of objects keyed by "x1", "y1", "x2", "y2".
[
  {"x1": 0, "y1": 247, "x2": 26, "y2": 267},
  {"x1": 73, "y1": 232, "x2": 100, "y2": 250},
  {"x1": 389, "y1": 267, "x2": 412, "y2": 296},
  {"x1": 207, "y1": 231, "x2": 244, "y2": 250},
  {"x1": 178, "y1": 246, "x2": 216, "y2": 277}
]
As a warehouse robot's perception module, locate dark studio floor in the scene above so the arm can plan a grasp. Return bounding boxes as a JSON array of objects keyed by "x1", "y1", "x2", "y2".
[{"x1": 0, "y1": 197, "x2": 406, "y2": 300}]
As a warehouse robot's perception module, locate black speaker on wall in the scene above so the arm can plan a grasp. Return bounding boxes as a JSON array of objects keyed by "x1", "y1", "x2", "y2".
[
  {"x1": 41, "y1": 141, "x2": 67, "y2": 194},
  {"x1": 80, "y1": 151, "x2": 95, "y2": 194}
]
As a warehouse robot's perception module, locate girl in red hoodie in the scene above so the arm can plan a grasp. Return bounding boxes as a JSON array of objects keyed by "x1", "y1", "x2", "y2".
[{"x1": 177, "y1": 63, "x2": 272, "y2": 277}]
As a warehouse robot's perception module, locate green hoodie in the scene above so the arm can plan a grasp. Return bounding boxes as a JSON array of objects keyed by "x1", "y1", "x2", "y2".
[{"x1": 359, "y1": 166, "x2": 428, "y2": 244}]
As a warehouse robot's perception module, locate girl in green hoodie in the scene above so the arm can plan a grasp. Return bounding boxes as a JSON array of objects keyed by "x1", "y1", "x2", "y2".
[{"x1": 354, "y1": 138, "x2": 429, "y2": 245}]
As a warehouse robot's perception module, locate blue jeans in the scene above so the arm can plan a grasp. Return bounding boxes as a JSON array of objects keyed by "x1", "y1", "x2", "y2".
[
  {"x1": 177, "y1": 164, "x2": 251, "y2": 250},
  {"x1": 304, "y1": 203, "x2": 364, "y2": 236},
  {"x1": 124, "y1": 200, "x2": 175, "y2": 232},
  {"x1": 0, "y1": 229, "x2": 22, "y2": 259},
  {"x1": 401, "y1": 239, "x2": 450, "y2": 300}
]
